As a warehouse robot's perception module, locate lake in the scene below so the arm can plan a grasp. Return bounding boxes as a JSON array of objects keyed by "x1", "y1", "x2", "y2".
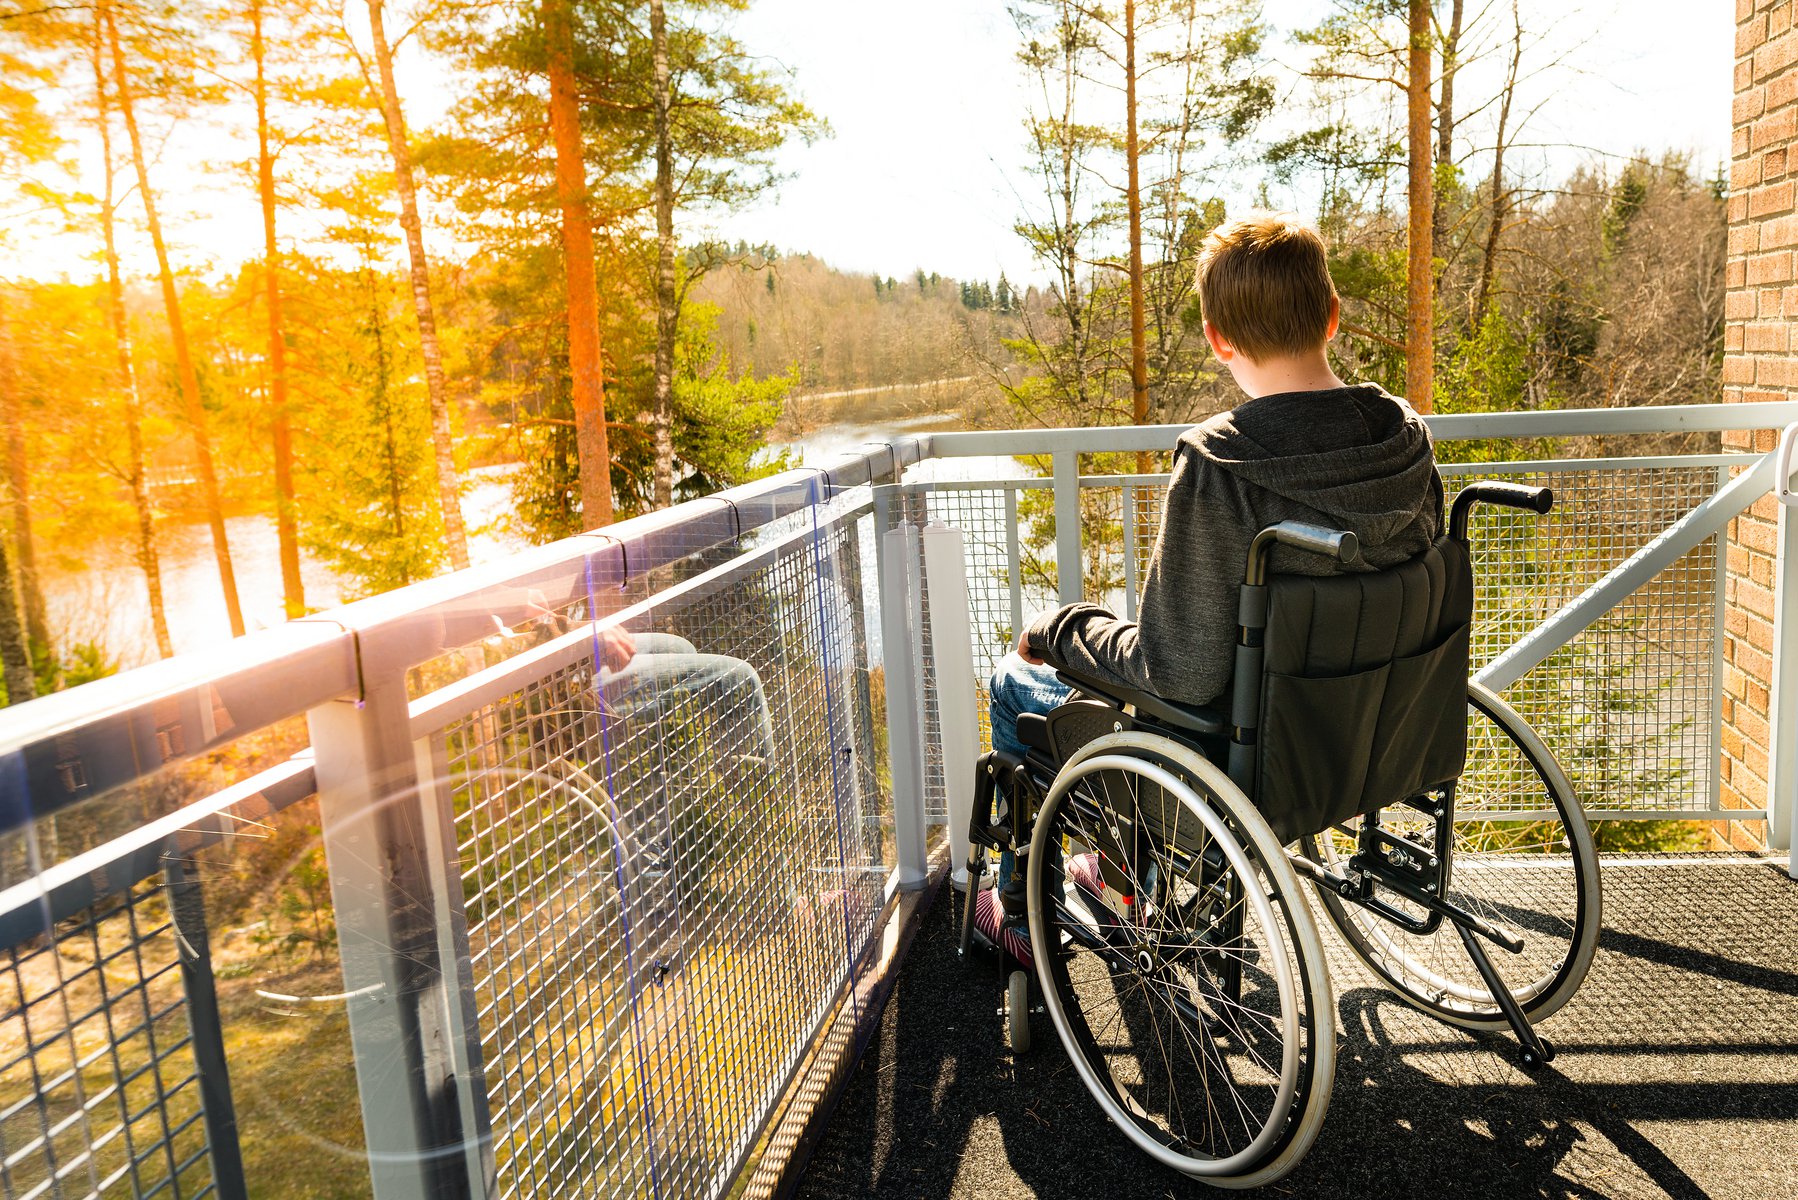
[{"x1": 43, "y1": 405, "x2": 1025, "y2": 668}]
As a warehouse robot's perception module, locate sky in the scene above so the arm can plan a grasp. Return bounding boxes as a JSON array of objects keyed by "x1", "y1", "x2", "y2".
[
  {"x1": 708, "y1": 0, "x2": 1734, "y2": 285},
  {"x1": 4, "y1": 0, "x2": 1734, "y2": 287}
]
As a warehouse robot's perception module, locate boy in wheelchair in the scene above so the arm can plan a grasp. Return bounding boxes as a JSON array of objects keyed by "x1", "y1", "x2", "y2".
[{"x1": 963, "y1": 215, "x2": 1598, "y2": 1186}]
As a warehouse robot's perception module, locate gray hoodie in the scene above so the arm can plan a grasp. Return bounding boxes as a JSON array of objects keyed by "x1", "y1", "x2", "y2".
[{"x1": 1024, "y1": 383, "x2": 1444, "y2": 706}]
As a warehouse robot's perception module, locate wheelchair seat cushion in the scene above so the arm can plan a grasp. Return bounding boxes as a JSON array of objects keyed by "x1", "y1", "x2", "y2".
[{"x1": 1255, "y1": 535, "x2": 1473, "y2": 843}]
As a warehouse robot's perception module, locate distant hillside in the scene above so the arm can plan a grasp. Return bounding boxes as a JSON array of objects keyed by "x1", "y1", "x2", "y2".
[{"x1": 690, "y1": 251, "x2": 1034, "y2": 396}]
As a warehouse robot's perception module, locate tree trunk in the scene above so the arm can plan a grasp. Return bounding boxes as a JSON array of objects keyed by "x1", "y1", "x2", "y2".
[
  {"x1": 1124, "y1": 0, "x2": 1149, "y2": 473},
  {"x1": 105, "y1": 1, "x2": 245, "y2": 634},
  {"x1": 252, "y1": 0, "x2": 303, "y2": 617},
  {"x1": 544, "y1": 0, "x2": 613, "y2": 529},
  {"x1": 0, "y1": 533, "x2": 32, "y2": 705},
  {"x1": 1431, "y1": 0, "x2": 1465, "y2": 297},
  {"x1": 650, "y1": 0, "x2": 677, "y2": 509},
  {"x1": 0, "y1": 290, "x2": 48, "y2": 660},
  {"x1": 94, "y1": 8, "x2": 173, "y2": 659},
  {"x1": 1474, "y1": 6, "x2": 1524, "y2": 323},
  {"x1": 1405, "y1": 0, "x2": 1434, "y2": 413},
  {"x1": 363, "y1": 0, "x2": 470, "y2": 566}
]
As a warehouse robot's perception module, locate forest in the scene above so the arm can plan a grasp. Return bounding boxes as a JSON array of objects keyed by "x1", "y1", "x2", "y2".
[{"x1": 0, "y1": 0, "x2": 1724, "y2": 699}]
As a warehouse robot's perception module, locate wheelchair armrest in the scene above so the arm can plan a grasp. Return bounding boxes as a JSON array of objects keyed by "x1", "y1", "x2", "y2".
[{"x1": 1052, "y1": 663, "x2": 1227, "y2": 737}]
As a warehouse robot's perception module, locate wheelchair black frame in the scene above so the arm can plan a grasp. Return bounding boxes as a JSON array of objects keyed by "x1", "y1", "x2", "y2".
[{"x1": 961, "y1": 480, "x2": 1564, "y2": 1068}]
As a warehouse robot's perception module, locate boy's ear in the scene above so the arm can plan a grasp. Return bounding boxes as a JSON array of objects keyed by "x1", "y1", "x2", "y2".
[
  {"x1": 1325, "y1": 295, "x2": 1340, "y2": 342},
  {"x1": 1204, "y1": 320, "x2": 1235, "y2": 363}
]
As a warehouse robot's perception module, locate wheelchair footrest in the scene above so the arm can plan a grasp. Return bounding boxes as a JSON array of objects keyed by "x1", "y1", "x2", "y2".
[{"x1": 970, "y1": 887, "x2": 1033, "y2": 965}]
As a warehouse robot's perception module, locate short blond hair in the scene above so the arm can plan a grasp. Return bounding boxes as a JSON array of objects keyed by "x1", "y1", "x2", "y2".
[{"x1": 1196, "y1": 213, "x2": 1337, "y2": 362}]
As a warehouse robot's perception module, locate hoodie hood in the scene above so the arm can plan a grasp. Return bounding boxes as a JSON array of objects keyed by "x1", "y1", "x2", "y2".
[{"x1": 1182, "y1": 383, "x2": 1442, "y2": 552}]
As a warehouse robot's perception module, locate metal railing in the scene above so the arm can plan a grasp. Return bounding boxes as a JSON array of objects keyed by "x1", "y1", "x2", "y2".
[{"x1": 2, "y1": 402, "x2": 1796, "y2": 1198}]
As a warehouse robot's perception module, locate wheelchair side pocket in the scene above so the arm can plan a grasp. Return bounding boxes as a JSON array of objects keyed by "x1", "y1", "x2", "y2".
[
  {"x1": 1257, "y1": 660, "x2": 1391, "y2": 844},
  {"x1": 1366, "y1": 622, "x2": 1470, "y2": 808},
  {"x1": 1255, "y1": 622, "x2": 1470, "y2": 844}
]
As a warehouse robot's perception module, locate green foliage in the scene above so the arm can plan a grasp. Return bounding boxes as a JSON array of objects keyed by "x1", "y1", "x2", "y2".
[
  {"x1": 294, "y1": 215, "x2": 447, "y2": 597},
  {"x1": 252, "y1": 840, "x2": 337, "y2": 960}
]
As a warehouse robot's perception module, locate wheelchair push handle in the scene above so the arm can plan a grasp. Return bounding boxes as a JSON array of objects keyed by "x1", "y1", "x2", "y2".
[
  {"x1": 1449, "y1": 481, "x2": 1553, "y2": 540},
  {"x1": 1247, "y1": 521, "x2": 1359, "y2": 584}
]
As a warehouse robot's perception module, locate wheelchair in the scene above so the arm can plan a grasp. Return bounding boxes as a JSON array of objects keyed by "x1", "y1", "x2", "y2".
[{"x1": 957, "y1": 481, "x2": 1602, "y2": 1188}]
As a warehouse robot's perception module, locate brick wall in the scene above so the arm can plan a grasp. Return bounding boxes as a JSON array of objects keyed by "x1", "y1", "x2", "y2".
[{"x1": 1720, "y1": 0, "x2": 1795, "y2": 846}]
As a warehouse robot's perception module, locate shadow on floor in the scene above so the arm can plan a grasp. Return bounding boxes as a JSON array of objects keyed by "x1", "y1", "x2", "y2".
[{"x1": 796, "y1": 861, "x2": 1798, "y2": 1200}]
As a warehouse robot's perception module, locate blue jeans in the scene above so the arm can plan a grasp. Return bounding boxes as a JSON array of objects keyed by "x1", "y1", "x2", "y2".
[
  {"x1": 988, "y1": 654, "x2": 1072, "y2": 894},
  {"x1": 988, "y1": 653, "x2": 1073, "y2": 758}
]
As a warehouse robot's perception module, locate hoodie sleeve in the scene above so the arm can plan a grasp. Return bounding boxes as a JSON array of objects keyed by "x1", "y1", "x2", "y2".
[{"x1": 1024, "y1": 442, "x2": 1248, "y2": 706}]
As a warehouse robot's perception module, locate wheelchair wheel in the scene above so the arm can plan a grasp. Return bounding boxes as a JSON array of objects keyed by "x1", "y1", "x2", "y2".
[
  {"x1": 1026, "y1": 732, "x2": 1334, "y2": 1188},
  {"x1": 1304, "y1": 681, "x2": 1601, "y2": 1030}
]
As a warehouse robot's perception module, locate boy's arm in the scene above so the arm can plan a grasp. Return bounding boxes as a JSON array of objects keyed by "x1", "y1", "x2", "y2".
[{"x1": 1022, "y1": 445, "x2": 1248, "y2": 707}]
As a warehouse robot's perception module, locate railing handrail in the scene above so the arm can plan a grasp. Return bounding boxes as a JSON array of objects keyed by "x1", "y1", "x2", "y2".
[{"x1": 919, "y1": 400, "x2": 1798, "y2": 458}]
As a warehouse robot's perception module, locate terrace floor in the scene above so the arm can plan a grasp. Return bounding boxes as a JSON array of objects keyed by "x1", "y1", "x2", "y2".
[{"x1": 796, "y1": 855, "x2": 1798, "y2": 1200}]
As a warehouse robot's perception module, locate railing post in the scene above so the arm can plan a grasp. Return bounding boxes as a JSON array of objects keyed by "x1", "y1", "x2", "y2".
[
  {"x1": 1054, "y1": 451, "x2": 1082, "y2": 605},
  {"x1": 875, "y1": 487, "x2": 929, "y2": 889},
  {"x1": 163, "y1": 856, "x2": 248, "y2": 1200},
  {"x1": 308, "y1": 675, "x2": 482, "y2": 1199},
  {"x1": 1769, "y1": 500, "x2": 1797, "y2": 865},
  {"x1": 920, "y1": 525, "x2": 978, "y2": 887}
]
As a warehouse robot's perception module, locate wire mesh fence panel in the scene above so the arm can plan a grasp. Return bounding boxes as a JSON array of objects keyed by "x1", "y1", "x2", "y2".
[
  {"x1": 437, "y1": 495, "x2": 889, "y2": 1200},
  {"x1": 900, "y1": 458, "x2": 1730, "y2": 823},
  {"x1": 0, "y1": 877, "x2": 214, "y2": 1200},
  {"x1": 1449, "y1": 463, "x2": 1722, "y2": 817}
]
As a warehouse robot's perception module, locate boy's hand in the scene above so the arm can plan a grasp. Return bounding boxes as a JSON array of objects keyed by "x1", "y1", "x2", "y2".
[
  {"x1": 600, "y1": 627, "x2": 636, "y2": 672},
  {"x1": 1016, "y1": 629, "x2": 1044, "y2": 665}
]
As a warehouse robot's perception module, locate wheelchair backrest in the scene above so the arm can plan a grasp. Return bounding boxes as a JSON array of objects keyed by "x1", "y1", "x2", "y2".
[{"x1": 1247, "y1": 534, "x2": 1473, "y2": 843}]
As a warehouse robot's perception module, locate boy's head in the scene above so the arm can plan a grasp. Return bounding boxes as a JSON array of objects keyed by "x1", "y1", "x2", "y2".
[{"x1": 1197, "y1": 212, "x2": 1339, "y2": 368}]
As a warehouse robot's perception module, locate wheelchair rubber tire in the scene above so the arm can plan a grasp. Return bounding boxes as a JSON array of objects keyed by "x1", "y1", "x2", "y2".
[
  {"x1": 1008, "y1": 969, "x2": 1032, "y2": 1054},
  {"x1": 1026, "y1": 732, "x2": 1335, "y2": 1189},
  {"x1": 1304, "y1": 682, "x2": 1602, "y2": 1032}
]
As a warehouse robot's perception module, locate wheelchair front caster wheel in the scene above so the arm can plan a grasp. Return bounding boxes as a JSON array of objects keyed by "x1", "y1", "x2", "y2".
[
  {"x1": 1008, "y1": 970, "x2": 1032, "y2": 1054},
  {"x1": 1519, "y1": 1037, "x2": 1555, "y2": 1069}
]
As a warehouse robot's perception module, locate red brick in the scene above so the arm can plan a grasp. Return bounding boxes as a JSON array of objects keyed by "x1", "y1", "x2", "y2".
[
  {"x1": 1759, "y1": 285, "x2": 1787, "y2": 315},
  {"x1": 1737, "y1": 640, "x2": 1773, "y2": 680},
  {"x1": 1755, "y1": 104, "x2": 1798, "y2": 150},
  {"x1": 1744, "y1": 739, "x2": 1769, "y2": 777},
  {"x1": 1735, "y1": 155, "x2": 1765, "y2": 190},
  {"x1": 1741, "y1": 12, "x2": 1769, "y2": 57},
  {"x1": 1747, "y1": 250, "x2": 1793, "y2": 283},
  {"x1": 1756, "y1": 30, "x2": 1798, "y2": 79},
  {"x1": 1746, "y1": 320, "x2": 1791, "y2": 350},
  {"x1": 1738, "y1": 87, "x2": 1769, "y2": 126},
  {"x1": 1741, "y1": 57, "x2": 1758, "y2": 92},
  {"x1": 1773, "y1": 1, "x2": 1793, "y2": 36},
  {"x1": 1750, "y1": 178, "x2": 1795, "y2": 214},
  {"x1": 1749, "y1": 680, "x2": 1770, "y2": 709},
  {"x1": 1736, "y1": 125, "x2": 1754, "y2": 160},
  {"x1": 1746, "y1": 611, "x2": 1778, "y2": 651},
  {"x1": 1729, "y1": 255, "x2": 1749, "y2": 286},
  {"x1": 1728, "y1": 323, "x2": 1747, "y2": 350},
  {"x1": 1722, "y1": 725, "x2": 1745, "y2": 760},
  {"x1": 1740, "y1": 0, "x2": 1756, "y2": 27},
  {"x1": 1734, "y1": 770, "x2": 1767, "y2": 805},
  {"x1": 1755, "y1": 356, "x2": 1798, "y2": 384},
  {"x1": 1727, "y1": 355, "x2": 1758, "y2": 385},
  {"x1": 1728, "y1": 288, "x2": 1760, "y2": 317},
  {"x1": 1766, "y1": 145, "x2": 1790, "y2": 179},
  {"x1": 1783, "y1": 285, "x2": 1798, "y2": 314},
  {"x1": 1770, "y1": 70, "x2": 1798, "y2": 109}
]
